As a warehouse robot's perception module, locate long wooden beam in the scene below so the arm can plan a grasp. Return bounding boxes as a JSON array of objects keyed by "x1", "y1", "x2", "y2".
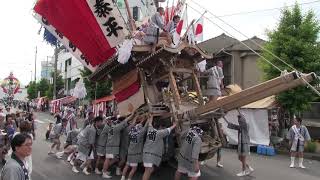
[
  {"x1": 201, "y1": 71, "x2": 298, "y2": 113},
  {"x1": 195, "y1": 72, "x2": 316, "y2": 115},
  {"x1": 222, "y1": 73, "x2": 315, "y2": 111}
]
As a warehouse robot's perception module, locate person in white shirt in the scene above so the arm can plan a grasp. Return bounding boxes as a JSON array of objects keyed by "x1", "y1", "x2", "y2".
[{"x1": 287, "y1": 117, "x2": 311, "y2": 168}]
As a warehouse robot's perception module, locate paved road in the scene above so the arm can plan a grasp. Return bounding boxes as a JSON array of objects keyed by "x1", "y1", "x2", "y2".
[{"x1": 27, "y1": 112, "x2": 320, "y2": 180}]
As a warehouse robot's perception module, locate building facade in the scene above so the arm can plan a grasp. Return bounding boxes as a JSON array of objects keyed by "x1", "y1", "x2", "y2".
[
  {"x1": 40, "y1": 59, "x2": 54, "y2": 81},
  {"x1": 56, "y1": 50, "x2": 84, "y2": 96},
  {"x1": 118, "y1": 0, "x2": 156, "y2": 23}
]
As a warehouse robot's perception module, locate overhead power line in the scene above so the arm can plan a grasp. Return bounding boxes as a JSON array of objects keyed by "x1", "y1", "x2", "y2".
[
  {"x1": 205, "y1": 0, "x2": 320, "y2": 18},
  {"x1": 188, "y1": 0, "x2": 320, "y2": 97}
]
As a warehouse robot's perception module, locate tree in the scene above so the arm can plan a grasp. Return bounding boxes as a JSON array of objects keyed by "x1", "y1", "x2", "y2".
[
  {"x1": 27, "y1": 81, "x2": 37, "y2": 99},
  {"x1": 45, "y1": 71, "x2": 65, "y2": 99},
  {"x1": 80, "y1": 68, "x2": 112, "y2": 100},
  {"x1": 37, "y1": 78, "x2": 50, "y2": 97},
  {"x1": 259, "y1": 3, "x2": 320, "y2": 115}
]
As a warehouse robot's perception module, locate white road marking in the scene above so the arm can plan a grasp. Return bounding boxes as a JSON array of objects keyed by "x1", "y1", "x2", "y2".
[{"x1": 35, "y1": 119, "x2": 54, "y2": 124}]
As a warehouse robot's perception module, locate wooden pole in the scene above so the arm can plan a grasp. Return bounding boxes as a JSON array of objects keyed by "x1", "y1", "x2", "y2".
[
  {"x1": 169, "y1": 69, "x2": 181, "y2": 109},
  {"x1": 191, "y1": 70, "x2": 204, "y2": 105},
  {"x1": 124, "y1": 0, "x2": 136, "y2": 31},
  {"x1": 139, "y1": 69, "x2": 152, "y2": 111}
]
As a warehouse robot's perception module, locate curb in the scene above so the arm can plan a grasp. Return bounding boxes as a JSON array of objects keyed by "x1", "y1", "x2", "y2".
[{"x1": 277, "y1": 149, "x2": 320, "y2": 161}]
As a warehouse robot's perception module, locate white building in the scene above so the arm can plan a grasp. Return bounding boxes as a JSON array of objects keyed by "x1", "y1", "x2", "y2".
[
  {"x1": 118, "y1": 0, "x2": 156, "y2": 23},
  {"x1": 57, "y1": 50, "x2": 84, "y2": 96},
  {"x1": 40, "y1": 60, "x2": 54, "y2": 80}
]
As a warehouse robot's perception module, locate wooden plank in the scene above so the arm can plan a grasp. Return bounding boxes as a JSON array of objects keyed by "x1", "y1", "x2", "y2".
[
  {"x1": 192, "y1": 70, "x2": 204, "y2": 105},
  {"x1": 169, "y1": 69, "x2": 181, "y2": 110},
  {"x1": 195, "y1": 73, "x2": 315, "y2": 115}
]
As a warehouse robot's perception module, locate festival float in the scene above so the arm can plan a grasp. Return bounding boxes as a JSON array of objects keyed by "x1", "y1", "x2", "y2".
[
  {"x1": 33, "y1": 0, "x2": 317, "y2": 161},
  {"x1": 1, "y1": 72, "x2": 21, "y2": 106}
]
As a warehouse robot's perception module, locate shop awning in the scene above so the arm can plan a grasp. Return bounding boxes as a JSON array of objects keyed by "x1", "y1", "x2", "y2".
[
  {"x1": 51, "y1": 96, "x2": 77, "y2": 105},
  {"x1": 93, "y1": 95, "x2": 115, "y2": 104}
]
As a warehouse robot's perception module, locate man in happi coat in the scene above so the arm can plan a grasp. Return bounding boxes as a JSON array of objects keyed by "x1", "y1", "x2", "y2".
[
  {"x1": 204, "y1": 60, "x2": 224, "y2": 102},
  {"x1": 94, "y1": 118, "x2": 110, "y2": 175},
  {"x1": 55, "y1": 128, "x2": 80, "y2": 162},
  {"x1": 225, "y1": 112, "x2": 254, "y2": 176},
  {"x1": 64, "y1": 108, "x2": 77, "y2": 134},
  {"x1": 102, "y1": 113, "x2": 136, "y2": 179},
  {"x1": 287, "y1": 117, "x2": 311, "y2": 168},
  {"x1": 142, "y1": 115, "x2": 176, "y2": 180},
  {"x1": 48, "y1": 118, "x2": 68, "y2": 154},
  {"x1": 143, "y1": 7, "x2": 171, "y2": 45},
  {"x1": 166, "y1": 15, "x2": 181, "y2": 33},
  {"x1": 72, "y1": 117, "x2": 104, "y2": 175},
  {"x1": 175, "y1": 126, "x2": 203, "y2": 180},
  {"x1": 83, "y1": 111, "x2": 94, "y2": 129},
  {"x1": 121, "y1": 114, "x2": 148, "y2": 180}
]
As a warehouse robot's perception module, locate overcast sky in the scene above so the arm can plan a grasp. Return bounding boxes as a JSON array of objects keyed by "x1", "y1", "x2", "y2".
[{"x1": 0, "y1": 0, "x2": 319, "y2": 85}]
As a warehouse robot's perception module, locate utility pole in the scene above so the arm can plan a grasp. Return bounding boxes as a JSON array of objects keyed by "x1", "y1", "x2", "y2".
[
  {"x1": 53, "y1": 46, "x2": 58, "y2": 100},
  {"x1": 95, "y1": 82, "x2": 98, "y2": 100},
  {"x1": 46, "y1": 56, "x2": 49, "y2": 80},
  {"x1": 35, "y1": 46, "x2": 37, "y2": 82}
]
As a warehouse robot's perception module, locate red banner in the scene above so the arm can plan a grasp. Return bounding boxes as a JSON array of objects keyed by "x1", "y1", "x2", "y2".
[{"x1": 34, "y1": 0, "x2": 122, "y2": 69}]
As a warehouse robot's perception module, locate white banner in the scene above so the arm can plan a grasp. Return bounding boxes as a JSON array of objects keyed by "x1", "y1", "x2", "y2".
[
  {"x1": 34, "y1": 13, "x2": 97, "y2": 72},
  {"x1": 220, "y1": 109, "x2": 270, "y2": 146},
  {"x1": 87, "y1": 0, "x2": 126, "y2": 48}
]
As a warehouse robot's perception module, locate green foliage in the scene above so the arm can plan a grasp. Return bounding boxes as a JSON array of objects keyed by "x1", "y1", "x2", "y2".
[
  {"x1": 27, "y1": 71, "x2": 65, "y2": 100},
  {"x1": 259, "y1": 3, "x2": 320, "y2": 114},
  {"x1": 80, "y1": 68, "x2": 112, "y2": 100},
  {"x1": 55, "y1": 73, "x2": 65, "y2": 95},
  {"x1": 305, "y1": 141, "x2": 317, "y2": 153},
  {"x1": 46, "y1": 85, "x2": 54, "y2": 99},
  {"x1": 27, "y1": 81, "x2": 37, "y2": 99},
  {"x1": 37, "y1": 79, "x2": 49, "y2": 97}
]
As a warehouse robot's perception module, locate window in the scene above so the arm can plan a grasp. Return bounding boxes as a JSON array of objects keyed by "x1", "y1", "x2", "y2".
[
  {"x1": 65, "y1": 58, "x2": 72, "y2": 72},
  {"x1": 133, "y1": 6, "x2": 139, "y2": 21},
  {"x1": 65, "y1": 61, "x2": 68, "y2": 72}
]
